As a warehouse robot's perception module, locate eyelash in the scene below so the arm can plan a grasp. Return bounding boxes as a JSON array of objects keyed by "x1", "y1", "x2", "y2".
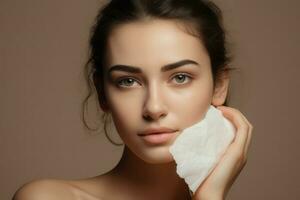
[{"x1": 115, "y1": 73, "x2": 193, "y2": 88}]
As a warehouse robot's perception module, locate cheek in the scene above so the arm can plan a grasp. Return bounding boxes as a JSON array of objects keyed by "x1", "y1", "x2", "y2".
[
  {"x1": 168, "y1": 81, "x2": 213, "y2": 128},
  {"x1": 106, "y1": 88, "x2": 142, "y2": 136}
]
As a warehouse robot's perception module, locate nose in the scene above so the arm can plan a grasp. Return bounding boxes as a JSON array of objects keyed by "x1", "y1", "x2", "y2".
[{"x1": 142, "y1": 83, "x2": 168, "y2": 121}]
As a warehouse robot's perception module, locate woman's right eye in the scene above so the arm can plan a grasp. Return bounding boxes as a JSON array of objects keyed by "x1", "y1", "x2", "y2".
[{"x1": 115, "y1": 77, "x2": 140, "y2": 88}]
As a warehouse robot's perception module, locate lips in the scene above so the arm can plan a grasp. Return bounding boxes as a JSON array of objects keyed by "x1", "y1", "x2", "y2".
[{"x1": 138, "y1": 127, "x2": 177, "y2": 136}]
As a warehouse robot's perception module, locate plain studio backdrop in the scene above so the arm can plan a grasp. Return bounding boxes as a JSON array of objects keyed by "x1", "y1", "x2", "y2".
[{"x1": 1, "y1": 0, "x2": 299, "y2": 199}]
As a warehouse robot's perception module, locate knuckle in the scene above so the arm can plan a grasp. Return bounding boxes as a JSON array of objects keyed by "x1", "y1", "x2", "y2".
[
  {"x1": 232, "y1": 107, "x2": 241, "y2": 115},
  {"x1": 248, "y1": 124, "x2": 254, "y2": 133},
  {"x1": 240, "y1": 124, "x2": 249, "y2": 132},
  {"x1": 248, "y1": 122, "x2": 253, "y2": 128}
]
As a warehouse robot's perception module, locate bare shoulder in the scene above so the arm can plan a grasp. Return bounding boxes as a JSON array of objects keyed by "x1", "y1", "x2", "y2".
[
  {"x1": 13, "y1": 177, "x2": 107, "y2": 200},
  {"x1": 12, "y1": 179, "x2": 75, "y2": 200}
]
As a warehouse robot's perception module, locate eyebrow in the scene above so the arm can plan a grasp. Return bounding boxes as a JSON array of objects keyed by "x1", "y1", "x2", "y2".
[{"x1": 107, "y1": 59, "x2": 200, "y2": 74}]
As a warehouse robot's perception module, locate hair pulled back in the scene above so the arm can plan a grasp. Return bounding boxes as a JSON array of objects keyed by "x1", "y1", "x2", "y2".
[{"x1": 82, "y1": 0, "x2": 235, "y2": 145}]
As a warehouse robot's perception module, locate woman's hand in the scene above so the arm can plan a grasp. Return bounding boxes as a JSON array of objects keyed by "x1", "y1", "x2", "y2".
[{"x1": 192, "y1": 106, "x2": 254, "y2": 200}]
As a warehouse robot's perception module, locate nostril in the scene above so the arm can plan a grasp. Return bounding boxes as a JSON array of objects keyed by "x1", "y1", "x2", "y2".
[
  {"x1": 143, "y1": 115, "x2": 152, "y2": 121},
  {"x1": 143, "y1": 111, "x2": 167, "y2": 121},
  {"x1": 142, "y1": 92, "x2": 168, "y2": 120}
]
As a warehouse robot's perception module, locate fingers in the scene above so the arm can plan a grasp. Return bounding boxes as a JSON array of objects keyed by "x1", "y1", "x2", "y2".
[
  {"x1": 244, "y1": 124, "x2": 253, "y2": 158},
  {"x1": 216, "y1": 106, "x2": 252, "y2": 162},
  {"x1": 237, "y1": 111, "x2": 253, "y2": 158}
]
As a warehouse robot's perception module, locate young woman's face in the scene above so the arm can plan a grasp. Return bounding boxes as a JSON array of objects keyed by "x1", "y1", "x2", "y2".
[{"x1": 103, "y1": 19, "x2": 216, "y2": 164}]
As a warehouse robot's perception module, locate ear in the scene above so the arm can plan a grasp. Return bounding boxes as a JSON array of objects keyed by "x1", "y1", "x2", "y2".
[{"x1": 212, "y1": 72, "x2": 230, "y2": 106}]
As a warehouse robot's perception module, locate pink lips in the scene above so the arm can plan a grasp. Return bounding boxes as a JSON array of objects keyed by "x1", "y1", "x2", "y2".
[{"x1": 138, "y1": 127, "x2": 177, "y2": 144}]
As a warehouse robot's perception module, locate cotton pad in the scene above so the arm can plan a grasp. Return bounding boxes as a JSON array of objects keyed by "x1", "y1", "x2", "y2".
[{"x1": 169, "y1": 105, "x2": 236, "y2": 193}]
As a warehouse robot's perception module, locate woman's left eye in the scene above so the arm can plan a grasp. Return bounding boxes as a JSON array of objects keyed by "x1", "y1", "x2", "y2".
[{"x1": 171, "y1": 73, "x2": 192, "y2": 84}]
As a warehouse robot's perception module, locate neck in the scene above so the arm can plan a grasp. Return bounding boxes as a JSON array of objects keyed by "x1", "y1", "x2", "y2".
[{"x1": 107, "y1": 146, "x2": 192, "y2": 200}]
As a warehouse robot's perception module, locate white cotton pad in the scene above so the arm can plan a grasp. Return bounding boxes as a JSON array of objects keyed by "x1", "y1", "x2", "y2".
[{"x1": 169, "y1": 105, "x2": 236, "y2": 193}]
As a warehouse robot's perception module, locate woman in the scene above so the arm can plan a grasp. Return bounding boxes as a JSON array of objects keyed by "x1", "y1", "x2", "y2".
[{"x1": 13, "y1": 0, "x2": 253, "y2": 199}]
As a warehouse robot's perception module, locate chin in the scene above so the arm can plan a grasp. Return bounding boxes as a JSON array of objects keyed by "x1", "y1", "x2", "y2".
[{"x1": 138, "y1": 146, "x2": 175, "y2": 164}]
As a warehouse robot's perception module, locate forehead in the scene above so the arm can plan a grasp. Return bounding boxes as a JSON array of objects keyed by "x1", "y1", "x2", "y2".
[{"x1": 106, "y1": 19, "x2": 210, "y2": 68}]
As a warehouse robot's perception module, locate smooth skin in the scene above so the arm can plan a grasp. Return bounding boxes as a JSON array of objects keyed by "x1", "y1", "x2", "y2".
[{"x1": 13, "y1": 19, "x2": 253, "y2": 200}]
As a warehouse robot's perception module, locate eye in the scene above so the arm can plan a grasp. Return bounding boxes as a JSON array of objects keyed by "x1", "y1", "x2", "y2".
[
  {"x1": 115, "y1": 77, "x2": 140, "y2": 88},
  {"x1": 171, "y1": 73, "x2": 192, "y2": 84}
]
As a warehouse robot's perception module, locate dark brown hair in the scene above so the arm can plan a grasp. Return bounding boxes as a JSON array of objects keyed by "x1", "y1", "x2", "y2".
[{"x1": 82, "y1": 0, "x2": 235, "y2": 145}]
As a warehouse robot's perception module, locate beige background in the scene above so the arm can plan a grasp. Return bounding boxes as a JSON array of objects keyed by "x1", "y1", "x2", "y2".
[{"x1": 1, "y1": 0, "x2": 299, "y2": 199}]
